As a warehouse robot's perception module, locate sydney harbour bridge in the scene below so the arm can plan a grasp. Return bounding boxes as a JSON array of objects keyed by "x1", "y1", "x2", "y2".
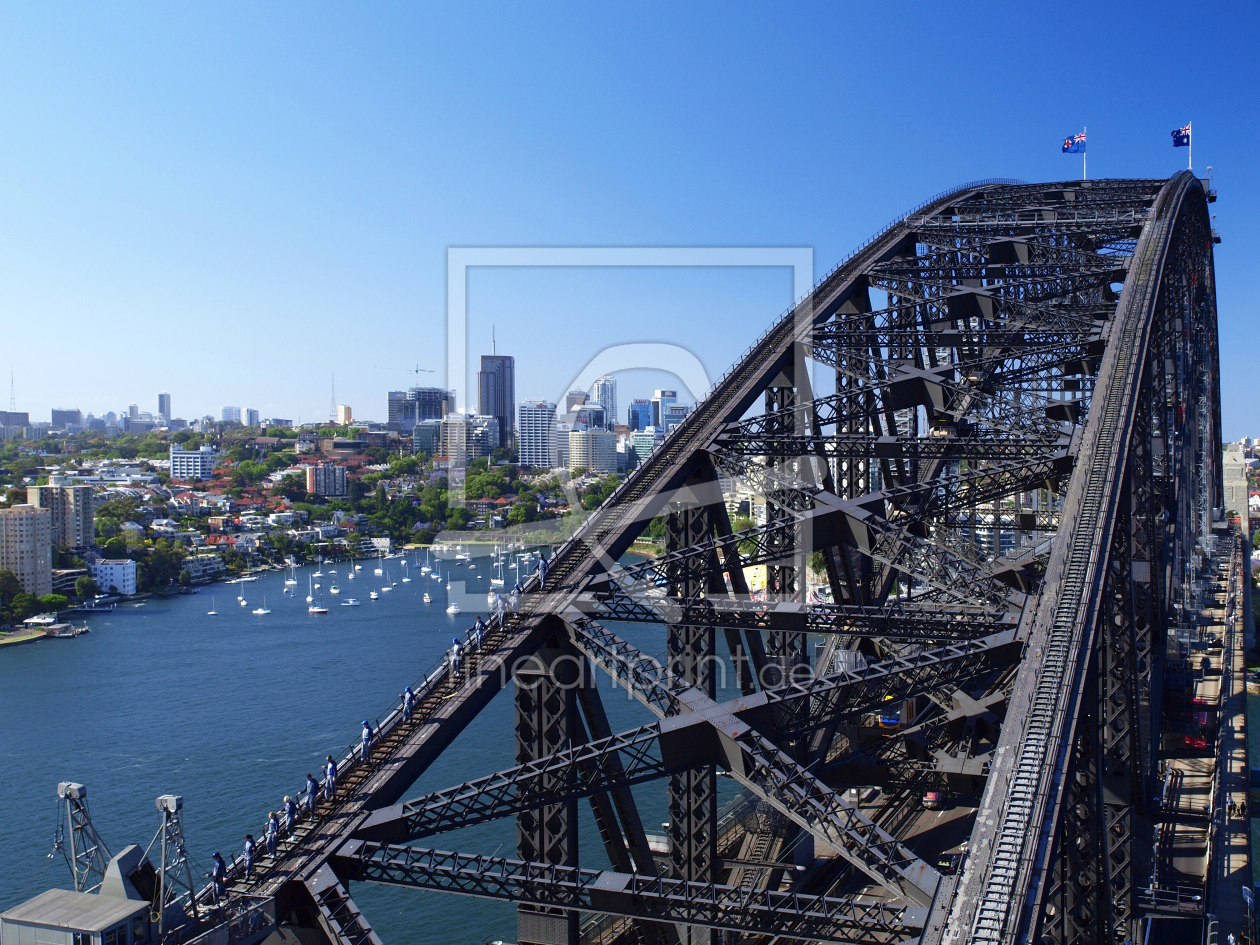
[{"x1": 34, "y1": 172, "x2": 1235, "y2": 945}]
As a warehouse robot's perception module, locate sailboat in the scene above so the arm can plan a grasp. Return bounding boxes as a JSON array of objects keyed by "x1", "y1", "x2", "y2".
[
  {"x1": 374, "y1": 553, "x2": 384, "y2": 576},
  {"x1": 284, "y1": 565, "x2": 298, "y2": 586},
  {"x1": 348, "y1": 569, "x2": 355, "y2": 580},
  {"x1": 421, "y1": 550, "x2": 432, "y2": 574},
  {"x1": 491, "y1": 555, "x2": 505, "y2": 587},
  {"x1": 207, "y1": 597, "x2": 217, "y2": 616},
  {"x1": 313, "y1": 556, "x2": 324, "y2": 578},
  {"x1": 309, "y1": 579, "x2": 328, "y2": 614},
  {"x1": 306, "y1": 575, "x2": 315, "y2": 603},
  {"x1": 252, "y1": 597, "x2": 271, "y2": 615},
  {"x1": 239, "y1": 599, "x2": 248, "y2": 607}
]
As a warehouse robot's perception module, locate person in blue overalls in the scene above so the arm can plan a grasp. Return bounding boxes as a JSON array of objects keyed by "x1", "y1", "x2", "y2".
[
  {"x1": 283, "y1": 796, "x2": 298, "y2": 838},
  {"x1": 450, "y1": 638, "x2": 462, "y2": 677},
  {"x1": 537, "y1": 554, "x2": 549, "y2": 590},
  {"x1": 472, "y1": 615, "x2": 485, "y2": 650},
  {"x1": 265, "y1": 811, "x2": 279, "y2": 858},
  {"x1": 243, "y1": 835, "x2": 256, "y2": 880},
  {"x1": 304, "y1": 774, "x2": 319, "y2": 818},
  {"x1": 402, "y1": 685, "x2": 415, "y2": 722},
  {"x1": 361, "y1": 721, "x2": 373, "y2": 763},
  {"x1": 324, "y1": 755, "x2": 337, "y2": 801},
  {"x1": 208, "y1": 852, "x2": 226, "y2": 904}
]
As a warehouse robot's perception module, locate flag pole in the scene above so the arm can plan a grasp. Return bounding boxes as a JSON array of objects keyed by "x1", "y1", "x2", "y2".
[
  {"x1": 1083, "y1": 126, "x2": 1087, "y2": 181},
  {"x1": 1188, "y1": 121, "x2": 1192, "y2": 171}
]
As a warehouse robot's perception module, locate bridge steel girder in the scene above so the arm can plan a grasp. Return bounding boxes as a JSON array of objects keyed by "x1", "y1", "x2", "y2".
[
  {"x1": 330, "y1": 843, "x2": 926, "y2": 945},
  {"x1": 938, "y1": 174, "x2": 1219, "y2": 945},
  {"x1": 176, "y1": 176, "x2": 1223, "y2": 945}
]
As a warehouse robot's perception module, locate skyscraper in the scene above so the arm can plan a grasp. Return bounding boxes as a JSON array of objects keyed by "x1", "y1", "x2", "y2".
[
  {"x1": 220, "y1": 406, "x2": 241, "y2": 423},
  {"x1": 0, "y1": 504, "x2": 52, "y2": 596},
  {"x1": 158, "y1": 392, "x2": 171, "y2": 423},
  {"x1": 244, "y1": 408, "x2": 260, "y2": 427},
  {"x1": 518, "y1": 401, "x2": 556, "y2": 469},
  {"x1": 27, "y1": 483, "x2": 95, "y2": 549},
  {"x1": 477, "y1": 354, "x2": 516, "y2": 448},
  {"x1": 592, "y1": 375, "x2": 616, "y2": 431},
  {"x1": 651, "y1": 390, "x2": 677, "y2": 427},
  {"x1": 627, "y1": 400, "x2": 652, "y2": 432}
]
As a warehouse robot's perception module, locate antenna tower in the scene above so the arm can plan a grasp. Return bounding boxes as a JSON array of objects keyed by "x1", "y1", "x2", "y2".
[
  {"x1": 9, "y1": 371, "x2": 14, "y2": 412},
  {"x1": 330, "y1": 373, "x2": 337, "y2": 424}
]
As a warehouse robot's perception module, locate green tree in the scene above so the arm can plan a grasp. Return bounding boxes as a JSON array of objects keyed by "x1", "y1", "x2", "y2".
[
  {"x1": 37, "y1": 594, "x2": 69, "y2": 609},
  {"x1": 74, "y1": 576, "x2": 99, "y2": 599},
  {"x1": 179, "y1": 569, "x2": 192, "y2": 587},
  {"x1": 103, "y1": 536, "x2": 130, "y2": 559}
]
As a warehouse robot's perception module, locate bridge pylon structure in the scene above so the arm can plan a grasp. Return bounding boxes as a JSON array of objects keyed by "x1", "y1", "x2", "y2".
[{"x1": 194, "y1": 172, "x2": 1223, "y2": 945}]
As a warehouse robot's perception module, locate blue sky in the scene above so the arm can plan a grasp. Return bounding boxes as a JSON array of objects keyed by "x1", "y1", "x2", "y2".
[{"x1": 2, "y1": 2, "x2": 1256, "y2": 434}]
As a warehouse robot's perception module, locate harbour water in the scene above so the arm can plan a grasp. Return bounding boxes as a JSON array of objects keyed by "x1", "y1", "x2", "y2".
[{"x1": 0, "y1": 550, "x2": 710, "y2": 943}]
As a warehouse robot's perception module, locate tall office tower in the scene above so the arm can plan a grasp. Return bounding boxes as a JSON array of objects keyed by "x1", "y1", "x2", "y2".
[
  {"x1": 128, "y1": 404, "x2": 140, "y2": 419},
  {"x1": 158, "y1": 392, "x2": 171, "y2": 423},
  {"x1": 0, "y1": 504, "x2": 52, "y2": 596},
  {"x1": 627, "y1": 399, "x2": 652, "y2": 432},
  {"x1": 518, "y1": 401, "x2": 557, "y2": 469},
  {"x1": 592, "y1": 375, "x2": 616, "y2": 430},
  {"x1": 220, "y1": 406, "x2": 242, "y2": 423},
  {"x1": 27, "y1": 483, "x2": 95, "y2": 549},
  {"x1": 243, "y1": 408, "x2": 260, "y2": 427},
  {"x1": 336, "y1": 404, "x2": 353, "y2": 424},
  {"x1": 50, "y1": 409, "x2": 81, "y2": 430},
  {"x1": 565, "y1": 390, "x2": 588, "y2": 413},
  {"x1": 477, "y1": 354, "x2": 516, "y2": 448},
  {"x1": 650, "y1": 389, "x2": 677, "y2": 427},
  {"x1": 388, "y1": 388, "x2": 455, "y2": 430}
]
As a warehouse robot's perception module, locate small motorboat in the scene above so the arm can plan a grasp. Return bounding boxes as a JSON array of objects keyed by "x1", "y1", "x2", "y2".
[
  {"x1": 308, "y1": 604, "x2": 329, "y2": 614},
  {"x1": 239, "y1": 600, "x2": 248, "y2": 607},
  {"x1": 330, "y1": 585, "x2": 340, "y2": 595},
  {"x1": 369, "y1": 591, "x2": 379, "y2": 600},
  {"x1": 341, "y1": 598, "x2": 360, "y2": 607},
  {"x1": 423, "y1": 593, "x2": 432, "y2": 603},
  {"x1": 446, "y1": 603, "x2": 461, "y2": 614},
  {"x1": 355, "y1": 564, "x2": 363, "y2": 570},
  {"x1": 381, "y1": 585, "x2": 393, "y2": 593}
]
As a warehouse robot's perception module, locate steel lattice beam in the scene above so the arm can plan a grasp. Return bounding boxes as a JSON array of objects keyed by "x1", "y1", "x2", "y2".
[{"x1": 331, "y1": 842, "x2": 926, "y2": 944}]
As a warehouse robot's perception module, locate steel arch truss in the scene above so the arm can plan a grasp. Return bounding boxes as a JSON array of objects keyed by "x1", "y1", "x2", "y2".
[{"x1": 209, "y1": 175, "x2": 1220, "y2": 945}]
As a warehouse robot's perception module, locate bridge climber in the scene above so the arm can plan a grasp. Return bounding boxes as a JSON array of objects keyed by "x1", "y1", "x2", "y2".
[{"x1": 12, "y1": 173, "x2": 1230, "y2": 945}]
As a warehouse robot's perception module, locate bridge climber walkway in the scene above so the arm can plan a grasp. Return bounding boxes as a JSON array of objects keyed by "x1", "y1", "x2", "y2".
[{"x1": 212, "y1": 601, "x2": 554, "y2": 903}]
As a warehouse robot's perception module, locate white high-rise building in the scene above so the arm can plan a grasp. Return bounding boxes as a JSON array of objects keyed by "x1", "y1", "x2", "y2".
[
  {"x1": 158, "y1": 392, "x2": 171, "y2": 423},
  {"x1": 1222, "y1": 445, "x2": 1248, "y2": 517},
  {"x1": 592, "y1": 375, "x2": 617, "y2": 431},
  {"x1": 170, "y1": 445, "x2": 218, "y2": 481},
  {"x1": 518, "y1": 401, "x2": 557, "y2": 469},
  {"x1": 569, "y1": 429, "x2": 617, "y2": 474},
  {"x1": 220, "y1": 406, "x2": 242, "y2": 423},
  {"x1": 243, "y1": 408, "x2": 260, "y2": 427}
]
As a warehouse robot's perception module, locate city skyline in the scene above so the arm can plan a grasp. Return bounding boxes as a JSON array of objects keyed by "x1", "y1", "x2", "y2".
[{"x1": 1, "y1": 5, "x2": 1253, "y2": 433}]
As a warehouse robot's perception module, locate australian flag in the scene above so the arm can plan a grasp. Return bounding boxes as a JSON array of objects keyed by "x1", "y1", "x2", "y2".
[
  {"x1": 1062, "y1": 132, "x2": 1086, "y2": 153},
  {"x1": 1172, "y1": 124, "x2": 1191, "y2": 148}
]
